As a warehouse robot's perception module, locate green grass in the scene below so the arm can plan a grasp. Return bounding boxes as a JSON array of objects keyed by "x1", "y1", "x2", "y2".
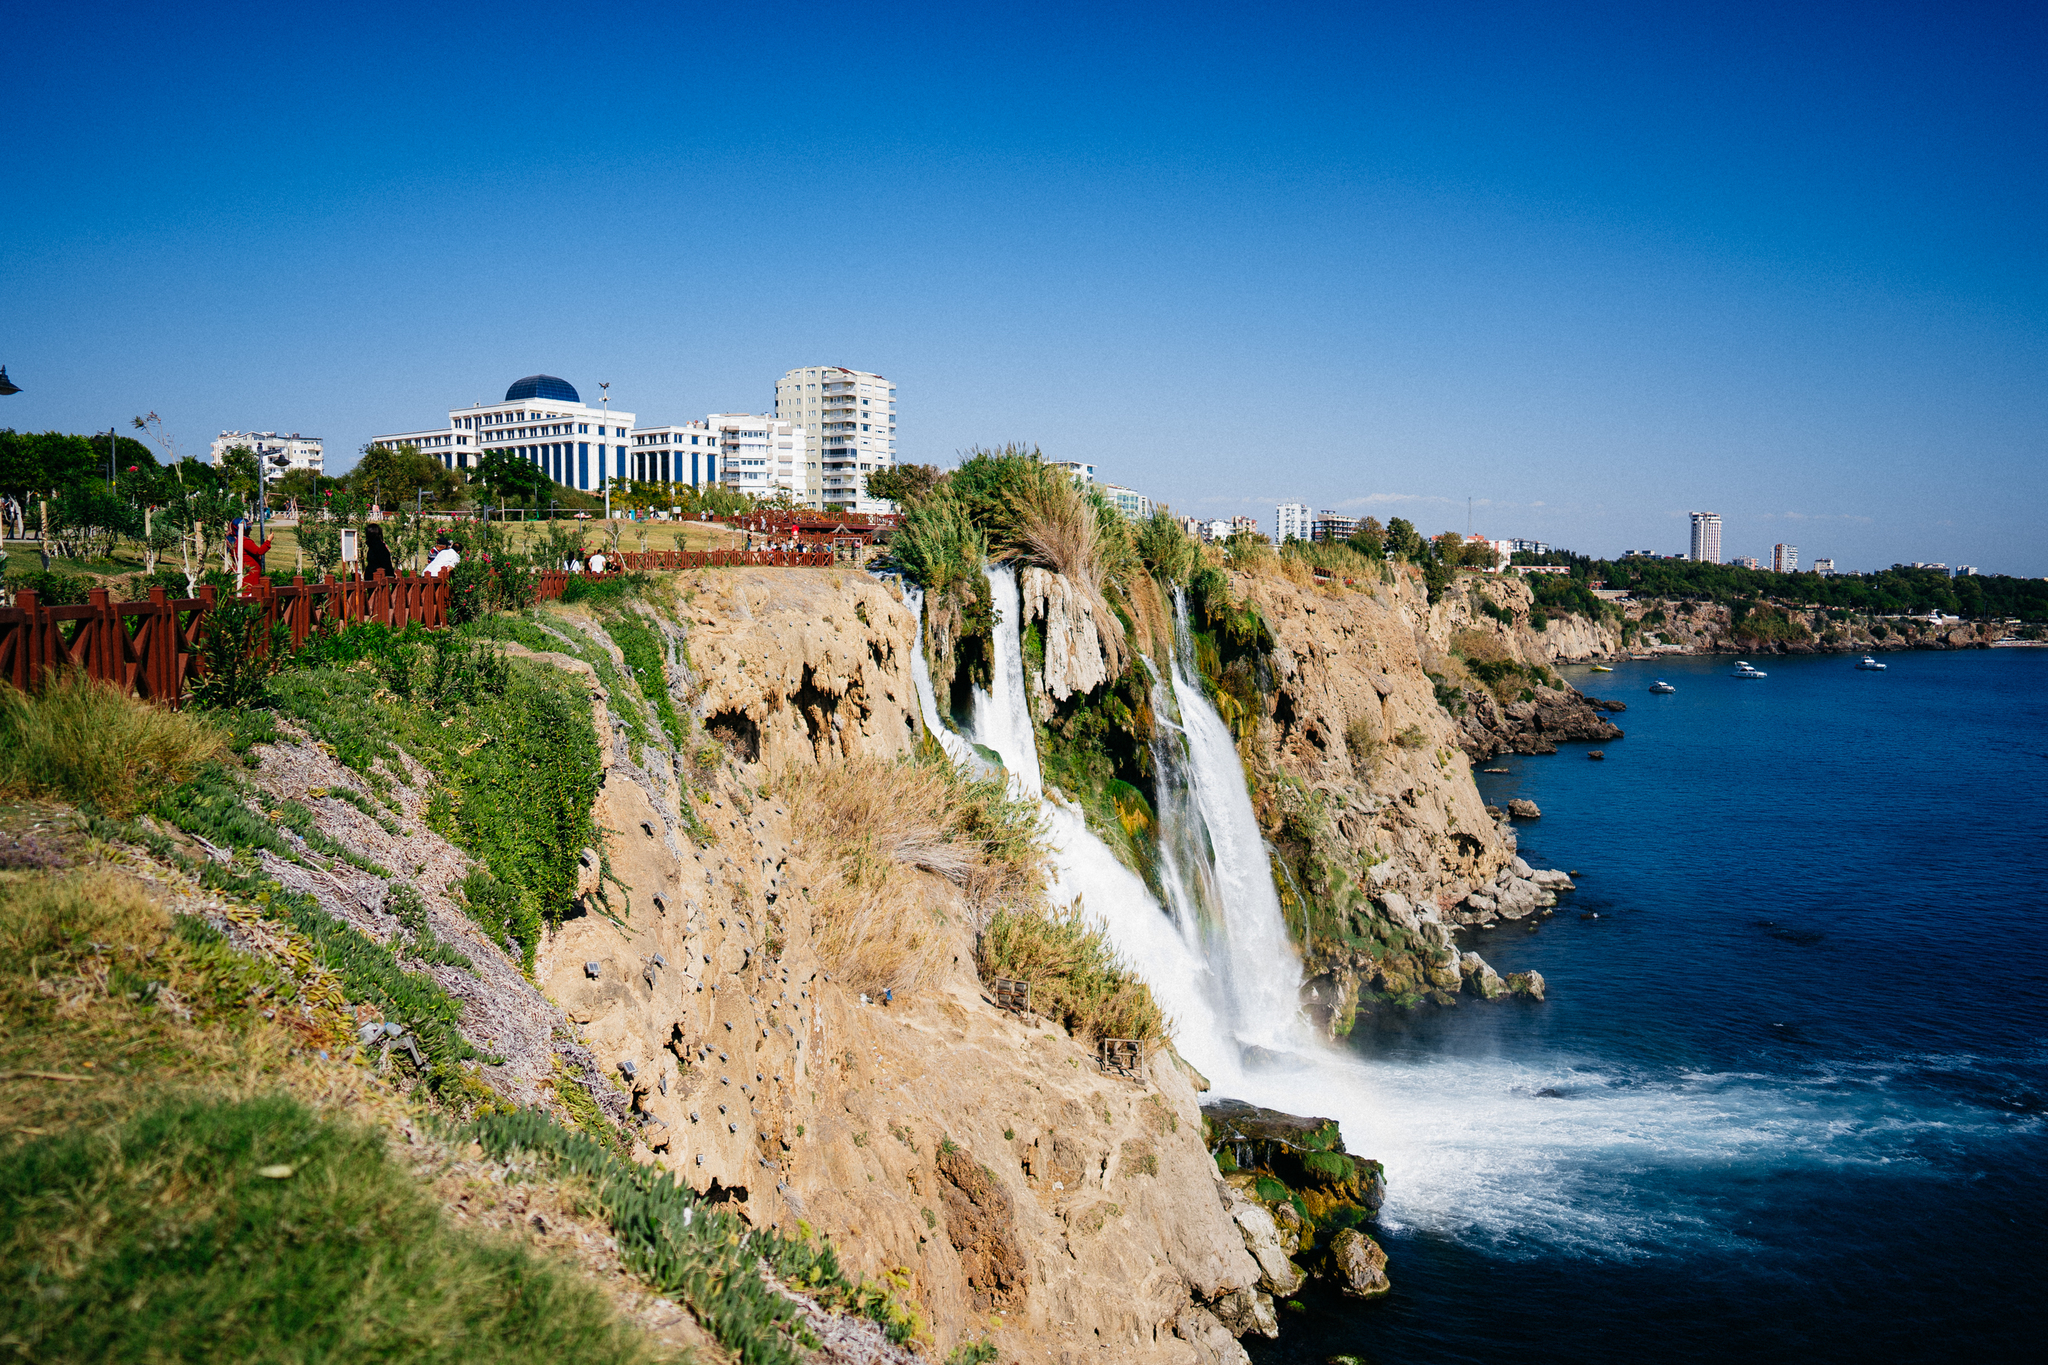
[
  {"x1": 604, "y1": 612, "x2": 687, "y2": 750},
  {"x1": 0, "y1": 1094, "x2": 659, "y2": 1365},
  {"x1": 469, "y1": 1106, "x2": 926, "y2": 1364},
  {"x1": 0, "y1": 671, "x2": 224, "y2": 815}
]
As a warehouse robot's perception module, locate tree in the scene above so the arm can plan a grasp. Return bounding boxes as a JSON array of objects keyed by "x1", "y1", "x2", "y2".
[
  {"x1": 471, "y1": 447, "x2": 552, "y2": 508},
  {"x1": 1385, "y1": 517, "x2": 1425, "y2": 561},
  {"x1": 349, "y1": 442, "x2": 464, "y2": 509},
  {"x1": 217, "y1": 444, "x2": 261, "y2": 501},
  {"x1": 0, "y1": 430, "x2": 96, "y2": 499},
  {"x1": 1347, "y1": 516, "x2": 1386, "y2": 561},
  {"x1": 865, "y1": 462, "x2": 942, "y2": 507}
]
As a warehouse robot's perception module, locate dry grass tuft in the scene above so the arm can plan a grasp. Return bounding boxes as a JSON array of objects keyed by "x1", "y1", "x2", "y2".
[
  {"x1": 0, "y1": 672, "x2": 223, "y2": 815},
  {"x1": 976, "y1": 904, "x2": 1167, "y2": 1043},
  {"x1": 1002, "y1": 465, "x2": 1130, "y2": 679},
  {"x1": 779, "y1": 753, "x2": 1046, "y2": 997}
]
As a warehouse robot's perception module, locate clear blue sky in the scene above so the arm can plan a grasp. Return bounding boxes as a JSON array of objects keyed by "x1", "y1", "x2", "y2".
[{"x1": 4, "y1": 0, "x2": 2043, "y2": 573}]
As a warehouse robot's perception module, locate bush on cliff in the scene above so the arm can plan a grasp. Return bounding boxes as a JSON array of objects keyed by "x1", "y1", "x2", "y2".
[
  {"x1": 977, "y1": 904, "x2": 1167, "y2": 1043},
  {"x1": 779, "y1": 750, "x2": 1045, "y2": 996}
]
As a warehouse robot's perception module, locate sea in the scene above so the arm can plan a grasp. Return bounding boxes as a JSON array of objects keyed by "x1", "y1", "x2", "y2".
[{"x1": 1245, "y1": 648, "x2": 2048, "y2": 1365}]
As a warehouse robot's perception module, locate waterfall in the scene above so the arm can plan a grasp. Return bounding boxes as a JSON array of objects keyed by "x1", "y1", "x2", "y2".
[
  {"x1": 902, "y1": 581, "x2": 996, "y2": 779},
  {"x1": 932, "y1": 564, "x2": 1322, "y2": 1092},
  {"x1": 1160, "y1": 588, "x2": 1310, "y2": 1055},
  {"x1": 963, "y1": 564, "x2": 1043, "y2": 797}
]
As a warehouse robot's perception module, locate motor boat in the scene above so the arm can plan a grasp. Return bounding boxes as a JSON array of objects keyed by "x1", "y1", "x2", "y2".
[
  {"x1": 1649, "y1": 680, "x2": 1676, "y2": 693},
  {"x1": 1590, "y1": 664, "x2": 1614, "y2": 672},
  {"x1": 1855, "y1": 656, "x2": 1887, "y2": 670},
  {"x1": 1732, "y1": 661, "x2": 1768, "y2": 678}
]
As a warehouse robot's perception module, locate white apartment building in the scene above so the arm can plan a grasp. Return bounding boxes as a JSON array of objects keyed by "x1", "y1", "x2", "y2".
[
  {"x1": 1276, "y1": 502, "x2": 1312, "y2": 544},
  {"x1": 773, "y1": 366, "x2": 897, "y2": 513},
  {"x1": 1312, "y1": 511, "x2": 1359, "y2": 542},
  {"x1": 370, "y1": 375, "x2": 634, "y2": 494},
  {"x1": 709, "y1": 414, "x2": 805, "y2": 500},
  {"x1": 1813, "y1": 558, "x2": 1836, "y2": 576},
  {"x1": 1100, "y1": 483, "x2": 1152, "y2": 521},
  {"x1": 1049, "y1": 460, "x2": 1097, "y2": 484},
  {"x1": 1689, "y1": 511, "x2": 1723, "y2": 564},
  {"x1": 212, "y1": 430, "x2": 323, "y2": 475},
  {"x1": 1772, "y1": 542, "x2": 1798, "y2": 573}
]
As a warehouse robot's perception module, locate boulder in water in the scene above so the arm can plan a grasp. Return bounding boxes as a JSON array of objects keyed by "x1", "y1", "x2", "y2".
[
  {"x1": 1328, "y1": 1227, "x2": 1391, "y2": 1299},
  {"x1": 1460, "y1": 952, "x2": 1508, "y2": 1000},
  {"x1": 1508, "y1": 798, "x2": 1542, "y2": 818},
  {"x1": 1507, "y1": 970, "x2": 1547, "y2": 1001},
  {"x1": 1206, "y1": 1287, "x2": 1278, "y2": 1341}
]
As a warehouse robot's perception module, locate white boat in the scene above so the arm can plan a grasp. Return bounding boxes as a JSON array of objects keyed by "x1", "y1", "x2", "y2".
[
  {"x1": 1855, "y1": 656, "x2": 1887, "y2": 671},
  {"x1": 1732, "y1": 661, "x2": 1768, "y2": 678},
  {"x1": 1649, "y1": 680, "x2": 1676, "y2": 694}
]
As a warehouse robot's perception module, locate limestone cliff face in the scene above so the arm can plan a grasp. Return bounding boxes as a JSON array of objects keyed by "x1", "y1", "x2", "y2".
[
  {"x1": 680, "y1": 569, "x2": 923, "y2": 766},
  {"x1": 1021, "y1": 566, "x2": 1112, "y2": 701},
  {"x1": 1418, "y1": 572, "x2": 1621, "y2": 667},
  {"x1": 539, "y1": 568, "x2": 1266, "y2": 1365},
  {"x1": 1231, "y1": 566, "x2": 1515, "y2": 909}
]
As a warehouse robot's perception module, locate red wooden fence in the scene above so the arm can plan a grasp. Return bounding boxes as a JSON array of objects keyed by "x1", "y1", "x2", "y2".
[
  {"x1": 3, "y1": 551, "x2": 835, "y2": 702},
  {"x1": 0, "y1": 571, "x2": 450, "y2": 706}
]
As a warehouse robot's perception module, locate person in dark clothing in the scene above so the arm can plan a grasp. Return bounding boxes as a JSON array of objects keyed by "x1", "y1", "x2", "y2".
[{"x1": 363, "y1": 523, "x2": 395, "y2": 577}]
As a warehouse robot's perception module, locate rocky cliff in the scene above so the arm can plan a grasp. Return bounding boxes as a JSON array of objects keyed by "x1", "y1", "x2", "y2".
[{"x1": 1220, "y1": 563, "x2": 1567, "y2": 1021}]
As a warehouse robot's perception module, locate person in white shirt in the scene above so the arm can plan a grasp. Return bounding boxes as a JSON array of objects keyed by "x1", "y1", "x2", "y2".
[
  {"x1": 587, "y1": 551, "x2": 607, "y2": 575},
  {"x1": 425, "y1": 535, "x2": 460, "y2": 577}
]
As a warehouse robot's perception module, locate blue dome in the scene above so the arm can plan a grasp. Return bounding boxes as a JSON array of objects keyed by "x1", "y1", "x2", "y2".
[{"x1": 505, "y1": 374, "x2": 580, "y2": 403}]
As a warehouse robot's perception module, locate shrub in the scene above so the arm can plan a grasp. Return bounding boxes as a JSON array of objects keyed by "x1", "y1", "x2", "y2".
[
  {"x1": 190, "y1": 596, "x2": 289, "y2": 710},
  {"x1": 1395, "y1": 725, "x2": 1429, "y2": 750},
  {"x1": 0, "y1": 671, "x2": 222, "y2": 814},
  {"x1": 1344, "y1": 716, "x2": 1380, "y2": 774},
  {"x1": 977, "y1": 904, "x2": 1167, "y2": 1043}
]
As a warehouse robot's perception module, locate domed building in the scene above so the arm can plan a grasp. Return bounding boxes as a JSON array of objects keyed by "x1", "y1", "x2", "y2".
[{"x1": 368, "y1": 374, "x2": 642, "y2": 495}]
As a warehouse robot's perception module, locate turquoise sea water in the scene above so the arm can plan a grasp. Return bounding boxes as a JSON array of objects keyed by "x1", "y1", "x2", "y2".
[{"x1": 1246, "y1": 649, "x2": 2048, "y2": 1364}]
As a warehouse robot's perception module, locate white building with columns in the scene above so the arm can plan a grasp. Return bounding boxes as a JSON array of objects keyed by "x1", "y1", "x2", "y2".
[{"x1": 369, "y1": 374, "x2": 635, "y2": 494}]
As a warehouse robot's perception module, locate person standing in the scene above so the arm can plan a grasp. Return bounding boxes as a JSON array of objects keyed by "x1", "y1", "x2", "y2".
[
  {"x1": 363, "y1": 523, "x2": 395, "y2": 578},
  {"x1": 238, "y1": 521, "x2": 273, "y2": 592}
]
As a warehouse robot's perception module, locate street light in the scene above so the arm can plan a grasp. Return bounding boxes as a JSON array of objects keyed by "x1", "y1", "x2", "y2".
[{"x1": 0, "y1": 366, "x2": 20, "y2": 396}]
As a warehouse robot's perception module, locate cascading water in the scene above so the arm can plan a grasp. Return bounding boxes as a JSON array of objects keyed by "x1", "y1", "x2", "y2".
[
  {"x1": 963, "y1": 564, "x2": 1043, "y2": 797},
  {"x1": 901, "y1": 581, "x2": 995, "y2": 779},
  {"x1": 1160, "y1": 588, "x2": 1312, "y2": 1056}
]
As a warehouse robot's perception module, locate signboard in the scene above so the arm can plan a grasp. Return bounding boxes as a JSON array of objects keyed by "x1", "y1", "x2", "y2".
[{"x1": 340, "y1": 528, "x2": 359, "y2": 564}]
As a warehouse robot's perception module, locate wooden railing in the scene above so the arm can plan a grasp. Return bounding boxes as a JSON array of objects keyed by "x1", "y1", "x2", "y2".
[
  {"x1": 3, "y1": 549, "x2": 833, "y2": 700},
  {"x1": 0, "y1": 571, "x2": 450, "y2": 706}
]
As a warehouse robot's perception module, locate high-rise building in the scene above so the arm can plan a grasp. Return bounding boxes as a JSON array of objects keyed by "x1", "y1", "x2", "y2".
[
  {"x1": 1276, "y1": 503, "x2": 1311, "y2": 544},
  {"x1": 1813, "y1": 558, "x2": 1835, "y2": 576},
  {"x1": 773, "y1": 366, "x2": 897, "y2": 513},
  {"x1": 1731, "y1": 555, "x2": 1760, "y2": 570},
  {"x1": 371, "y1": 374, "x2": 635, "y2": 493},
  {"x1": 1772, "y1": 542, "x2": 1798, "y2": 573},
  {"x1": 1689, "y1": 512, "x2": 1722, "y2": 564},
  {"x1": 212, "y1": 430, "x2": 322, "y2": 475}
]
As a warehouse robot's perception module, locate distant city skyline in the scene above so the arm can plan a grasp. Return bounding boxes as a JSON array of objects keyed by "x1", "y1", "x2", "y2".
[{"x1": 2, "y1": 2, "x2": 2041, "y2": 573}]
